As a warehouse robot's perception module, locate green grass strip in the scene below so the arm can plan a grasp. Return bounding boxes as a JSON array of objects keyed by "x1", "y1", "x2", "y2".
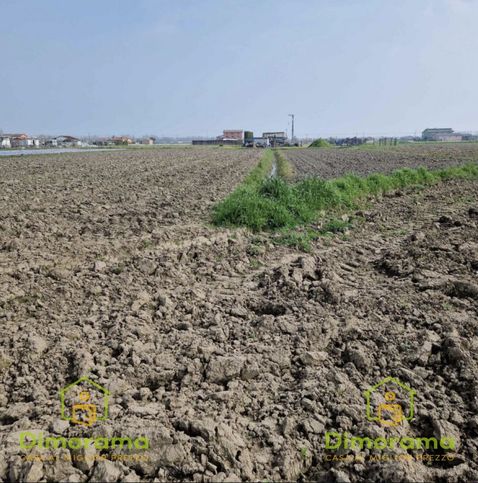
[
  {"x1": 274, "y1": 149, "x2": 295, "y2": 179},
  {"x1": 242, "y1": 148, "x2": 274, "y2": 186},
  {"x1": 212, "y1": 162, "x2": 478, "y2": 232}
]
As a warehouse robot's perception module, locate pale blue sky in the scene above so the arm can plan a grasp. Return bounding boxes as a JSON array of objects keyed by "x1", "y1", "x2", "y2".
[{"x1": 1, "y1": 0, "x2": 477, "y2": 137}]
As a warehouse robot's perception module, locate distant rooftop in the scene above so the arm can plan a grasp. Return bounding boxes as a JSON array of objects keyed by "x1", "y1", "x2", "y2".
[{"x1": 422, "y1": 128, "x2": 453, "y2": 133}]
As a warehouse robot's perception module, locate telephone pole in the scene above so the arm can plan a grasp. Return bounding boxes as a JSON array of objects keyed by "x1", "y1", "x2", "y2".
[{"x1": 288, "y1": 114, "x2": 295, "y2": 142}]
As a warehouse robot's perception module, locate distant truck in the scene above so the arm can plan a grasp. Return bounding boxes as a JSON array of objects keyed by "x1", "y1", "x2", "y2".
[{"x1": 253, "y1": 137, "x2": 269, "y2": 148}]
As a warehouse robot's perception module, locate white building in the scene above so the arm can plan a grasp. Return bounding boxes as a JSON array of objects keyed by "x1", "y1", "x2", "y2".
[
  {"x1": 45, "y1": 138, "x2": 58, "y2": 147},
  {"x1": 0, "y1": 136, "x2": 11, "y2": 148},
  {"x1": 56, "y1": 135, "x2": 82, "y2": 147}
]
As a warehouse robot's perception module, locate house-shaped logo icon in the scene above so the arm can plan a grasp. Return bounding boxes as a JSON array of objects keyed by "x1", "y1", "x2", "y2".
[
  {"x1": 364, "y1": 377, "x2": 416, "y2": 427},
  {"x1": 59, "y1": 376, "x2": 110, "y2": 427}
]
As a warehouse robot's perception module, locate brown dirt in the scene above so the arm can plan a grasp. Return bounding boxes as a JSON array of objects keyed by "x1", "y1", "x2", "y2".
[
  {"x1": 0, "y1": 148, "x2": 477, "y2": 482},
  {"x1": 283, "y1": 143, "x2": 478, "y2": 180}
]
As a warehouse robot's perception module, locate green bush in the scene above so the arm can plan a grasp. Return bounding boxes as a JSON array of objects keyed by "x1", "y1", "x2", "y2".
[{"x1": 309, "y1": 138, "x2": 331, "y2": 148}]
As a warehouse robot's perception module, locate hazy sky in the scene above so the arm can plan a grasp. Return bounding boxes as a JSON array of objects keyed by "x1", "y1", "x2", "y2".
[{"x1": 1, "y1": 0, "x2": 477, "y2": 137}]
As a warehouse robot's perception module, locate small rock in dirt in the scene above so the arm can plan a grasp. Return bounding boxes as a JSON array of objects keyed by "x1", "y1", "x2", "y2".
[
  {"x1": 432, "y1": 419, "x2": 461, "y2": 451},
  {"x1": 50, "y1": 419, "x2": 69, "y2": 435},
  {"x1": 410, "y1": 231, "x2": 426, "y2": 242},
  {"x1": 299, "y1": 256, "x2": 320, "y2": 280},
  {"x1": 229, "y1": 305, "x2": 249, "y2": 319},
  {"x1": 28, "y1": 335, "x2": 48, "y2": 356},
  {"x1": 156, "y1": 291, "x2": 172, "y2": 307},
  {"x1": 21, "y1": 461, "x2": 44, "y2": 482},
  {"x1": 157, "y1": 443, "x2": 188, "y2": 466},
  {"x1": 94, "y1": 261, "x2": 107, "y2": 272},
  {"x1": 0, "y1": 402, "x2": 34, "y2": 423},
  {"x1": 303, "y1": 417, "x2": 325, "y2": 434},
  {"x1": 206, "y1": 356, "x2": 245, "y2": 384},
  {"x1": 123, "y1": 471, "x2": 141, "y2": 482},
  {"x1": 302, "y1": 398, "x2": 317, "y2": 412},
  {"x1": 344, "y1": 344, "x2": 371, "y2": 369},
  {"x1": 131, "y1": 291, "x2": 152, "y2": 311},
  {"x1": 330, "y1": 468, "x2": 352, "y2": 483},
  {"x1": 240, "y1": 359, "x2": 261, "y2": 381},
  {"x1": 71, "y1": 441, "x2": 97, "y2": 473},
  {"x1": 89, "y1": 460, "x2": 122, "y2": 482},
  {"x1": 188, "y1": 418, "x2": 217, "y2": 441},
  {"x1": 468, "y1": 207, "x2": 478, "y2": 219},
  {"x1": 137, "y1": 260, "x2": 157, "y2": 275},
  {"x1": 299, "y1": 351, "x2": 327, "y2": 366}
]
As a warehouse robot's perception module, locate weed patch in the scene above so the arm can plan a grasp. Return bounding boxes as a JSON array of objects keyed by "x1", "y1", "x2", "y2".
[{"x1": 213, "y1": 162, "x2": 478, "y2": 232}]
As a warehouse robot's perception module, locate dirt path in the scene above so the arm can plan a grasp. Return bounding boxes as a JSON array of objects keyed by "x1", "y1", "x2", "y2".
[{"x1": 0, "y1": 148, "x2": 477, "y2": 482}]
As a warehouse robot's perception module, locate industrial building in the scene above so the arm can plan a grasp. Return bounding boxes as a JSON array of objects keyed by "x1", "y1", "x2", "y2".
[
  {"x1": 192, "y1": 128, "x2": 291, "y2": 147},
  {"x1": 262, "y1": 131, "x2": 287, "y2": 147},
  {"x1": 422, "y1": 128, "x2": 462, "y2": 142}
]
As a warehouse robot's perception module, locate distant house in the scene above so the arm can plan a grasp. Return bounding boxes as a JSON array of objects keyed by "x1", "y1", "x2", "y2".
[
  {"x1": 141, "y1": 137, "x2": 155, "y2": 145},
  {"x1": 0, "y1": 135, "x2": 11, "y2": 148},
  {"x1": 422, "y1": 128, "x2": 462, "y2": 142},
  {"x1": 7, "y1": 133, "x2": 32, "y2": 148},
  {"x1": 111, "y1": 136, "x2": 133, "y2": 145},
  {"x1": 56, "y1": 135, "x2": 82, "y2": 147}
]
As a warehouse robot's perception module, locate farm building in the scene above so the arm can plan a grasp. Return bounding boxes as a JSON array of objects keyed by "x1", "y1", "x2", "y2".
[
  {"x1": 263, "y1": 131, "x2": 287, "y2": 147},
  {"x1": 422, "y1": 128, "x2": 462, "y2": 142}
]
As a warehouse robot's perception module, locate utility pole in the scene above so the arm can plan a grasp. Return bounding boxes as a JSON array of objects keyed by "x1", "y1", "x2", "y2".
[{"x1": 288, "y1": 114, "x2": 295, "y2": 142}]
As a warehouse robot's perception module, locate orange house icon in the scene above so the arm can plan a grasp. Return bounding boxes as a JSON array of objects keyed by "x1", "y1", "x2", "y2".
[{"x1": 59, "y1": 376, "x2": 110, "y2": 427}]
